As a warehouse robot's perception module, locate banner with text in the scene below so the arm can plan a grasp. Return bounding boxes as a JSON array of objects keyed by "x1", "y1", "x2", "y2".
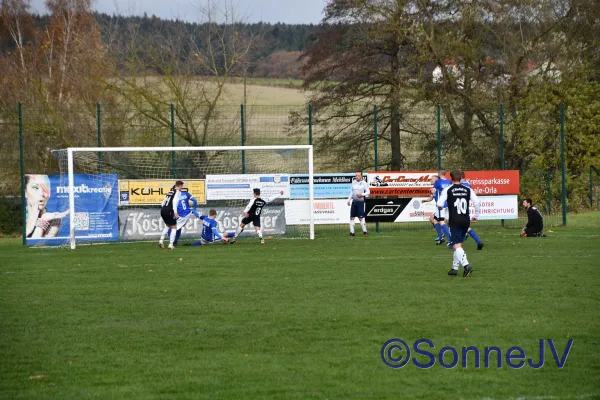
[
  {"x1": 206, "y1": 174, "x2": 289, "y2": 200},
  {"x1": 289, "y1": 174, "x2": 354, "y2": 199},
  {"x1": 366, "y1": 171, "x2": 437, "y2": 197},
  {"x1": 119, "y1": 179, "x2": 206, "y2": 206},
  {"x1": 365, "y1": 195, "x2": 518, "y2": 222},
  {"x1": 119, "y1": 205, "x2": 286, "y2": 240},
  {"x1": 447, "y1": 170, "x2": 520, "y2": 195},
  {"x1": 25, "y1": 174, "x2": 118, "y2": 245},
  {"x1": 284, "y1": 199, "x2": 350, "y2": 225}
]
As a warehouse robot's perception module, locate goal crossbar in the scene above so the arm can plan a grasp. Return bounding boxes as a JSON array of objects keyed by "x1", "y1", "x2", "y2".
[{"x1": 61, "y1": 145, "x2": 315, "y2": 249}]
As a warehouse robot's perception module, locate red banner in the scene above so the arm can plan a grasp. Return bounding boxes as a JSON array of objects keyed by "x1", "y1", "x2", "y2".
[{"x1": 448, "y1": 170, "x2": 520, "y2": 195}]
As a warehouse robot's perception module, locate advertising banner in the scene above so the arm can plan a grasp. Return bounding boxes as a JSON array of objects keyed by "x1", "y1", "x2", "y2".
[
  {"x1": 119, "y1": 205, "x2": 286, "y2": 240},
  {"x1": 452, "y1": 170, "x2": 520, "y2": 195},
  {"x1": 284, "y1": 199, "x2": 350, "y2": 225},
  {"x1": 289, "y1": 174, "x2": 354, "y2": 199},
  {"x1": 206, "y1": 174, "x2": 289, "y2": 200},
  {"x1": 119, "y1": 179, "x2": 206, "y2": 205},
  {"x1": 365, "y1": 195, "x2": 518, "y2": 222},
  {"x1": 24, "y1": 174, "x2": 118, "y2": 245},
  {"x1": 366, "y1": 171, "x2": 437, "y2": 197}
]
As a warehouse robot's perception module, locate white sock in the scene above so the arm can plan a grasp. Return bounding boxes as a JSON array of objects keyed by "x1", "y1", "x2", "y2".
[
  {"x1": 257, "y1": 229, "x2": 263, "y2": 239},
  {"x1": 360, "y1": 220, "x2": 367, "y2": 233},
  {"x1": 160, "y1": 227, "x2": 169, "y2": 241},
  {"x1": 350, "y1": 221, "x2": 355, "y2": 234},
  {"x1": 169, "y1": 228, "x2": 177, "y2": 244},
  {"x1": 456, "y1": 247, "x2": 469, "y2": 266},
  {"x1": 234, "y1": 226, "x2": 244, "y2": 238},
  {"x1": 452, "y1": 251, "x2": 459, "y2": 270}
]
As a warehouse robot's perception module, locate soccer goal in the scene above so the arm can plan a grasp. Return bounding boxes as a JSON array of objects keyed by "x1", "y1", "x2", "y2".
[{"x1": 46, "y1": 146, "x2": 314, "y2": 249}]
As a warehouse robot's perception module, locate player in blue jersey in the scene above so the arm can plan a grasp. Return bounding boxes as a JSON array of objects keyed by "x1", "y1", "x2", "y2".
[
  {"x1": 459, "y1": 173, "x2": 484, "y2": 250},
  {"x1": 190, "y1": 209, "x2": 235, "y2": 245},
  {"x1": 421, "y1": 175, "x2": 445, "y2": 244},
  {"x1": 422, "y1": 171, "x2": 452, "y2": 245},
  {"x1": 160, "y1": 189, "x2": 199, "y2": 248}
]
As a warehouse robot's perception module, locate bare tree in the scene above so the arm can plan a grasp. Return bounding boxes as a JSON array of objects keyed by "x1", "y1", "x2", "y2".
[{"x1": 102, "y1": 0, "x2": 262, "y2": 148}]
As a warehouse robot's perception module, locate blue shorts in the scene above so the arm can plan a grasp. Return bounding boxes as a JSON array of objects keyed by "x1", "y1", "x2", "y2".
[
  {"x1": 242, "y1": 215, "x2": 260, "y2": 227},
  {"x1": 350, "y1": 201, "x2": 366, "y2": 219},
  {"x1": 450, "y1": 227, "x2": 468, "y2": 244}
]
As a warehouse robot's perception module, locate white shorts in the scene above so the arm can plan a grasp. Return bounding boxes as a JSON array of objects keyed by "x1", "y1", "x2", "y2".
[
  {"x1": 434, "y1": 208, "x2": 447, "y2": 220},
  {"x1": 176, "y1": 213, "x2": 193, "y2": 230}
]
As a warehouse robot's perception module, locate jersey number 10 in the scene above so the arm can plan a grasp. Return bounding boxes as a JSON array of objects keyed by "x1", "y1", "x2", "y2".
[{"x1": 454, "y1": 198, "x2": 468, "y2": 214}]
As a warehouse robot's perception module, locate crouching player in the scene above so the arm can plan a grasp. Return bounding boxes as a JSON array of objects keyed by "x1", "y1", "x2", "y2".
[{"x1": 191, "y1": 209, "x2": 235, "y2": 246}]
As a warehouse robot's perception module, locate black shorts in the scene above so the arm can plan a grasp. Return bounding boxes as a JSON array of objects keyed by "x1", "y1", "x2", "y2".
[
  {"x1": 524, "y1": 227, "x2": 543, "y2": 237},
  {"x1": 450, "y1": 226, "x2": 468, "y2": 244},
  {"x1": 433, "y1": 216, "x2": 445, "y2": 222},
  {"x1": 161, "y1": 209, "x2": 177, "y2": 226},
  {"x1": 242, "y1": 215, "x2": 261, "y2": 227},
  {"x1": 350, "y1": 201, "x2": 366, "y2": 219}
]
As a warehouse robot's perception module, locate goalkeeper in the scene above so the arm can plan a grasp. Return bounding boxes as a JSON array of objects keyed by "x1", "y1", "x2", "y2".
[{"x1": 190, "y1": 209, "x2": 235, "y2": 245}]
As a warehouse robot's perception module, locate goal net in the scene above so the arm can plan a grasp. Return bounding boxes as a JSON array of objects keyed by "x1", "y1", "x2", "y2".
[{"x1": 35, "y1": 146, "x2": 314, "y2": 248}]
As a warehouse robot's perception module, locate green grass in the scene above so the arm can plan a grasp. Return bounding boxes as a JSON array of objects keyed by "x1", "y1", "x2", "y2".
[{"x1": 1, "y1": 217, "x2": 600, "y2": 399}]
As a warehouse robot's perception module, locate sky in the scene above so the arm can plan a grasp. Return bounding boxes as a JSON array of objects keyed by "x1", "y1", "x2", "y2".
[{"x1": 29, "y1": 0, "x2": 327, "y2": 24}]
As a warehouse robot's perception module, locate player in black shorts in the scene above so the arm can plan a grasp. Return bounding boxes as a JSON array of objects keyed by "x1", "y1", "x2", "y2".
[
  {"x1": 436, "y1": 170, "x2": 480, "y2": 277},
  {"x1": 159, "y1": 180, "x2": 184, "y2": 249},
  {"x1": 231, "y1": 188, "x2": 283, "y2": 245}
]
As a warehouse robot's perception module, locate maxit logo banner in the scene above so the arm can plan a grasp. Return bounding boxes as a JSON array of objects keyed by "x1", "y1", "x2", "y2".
[{"x1": 25, "y1": 174, "x2": 118, "y2": 245}]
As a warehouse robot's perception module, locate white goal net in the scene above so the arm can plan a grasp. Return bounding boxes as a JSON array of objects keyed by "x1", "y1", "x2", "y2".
[{"x1": 38, "y1": 146, "x2": 314, "y2": 248}]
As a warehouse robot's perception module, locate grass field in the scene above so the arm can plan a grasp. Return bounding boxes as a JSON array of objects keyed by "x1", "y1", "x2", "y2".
[{"x1": 1, "y1": 214, "x2": 600, "y2": 399}]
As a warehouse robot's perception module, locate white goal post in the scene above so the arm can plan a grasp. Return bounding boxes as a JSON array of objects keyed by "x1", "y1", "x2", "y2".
[{"x1": 60, "y1": 145, "x2": 315, "y2": 249}]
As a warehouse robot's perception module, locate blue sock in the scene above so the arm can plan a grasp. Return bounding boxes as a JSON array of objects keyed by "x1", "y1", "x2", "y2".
[
  {"x1": 468, "y1": 229, "x2": 482, "y2": 245},
  {"x1": 433, "y1": 224, "x2": 443, "y2": 239},
  {"x1": 441, "y1": 224, "x2": 451, "y2": 241},
  {"x1": 174, "y1": 229, "x2": 182, "y2": 243},
  {"x1": 191, "y1": 241, "x2": 203, "y2": 246}
]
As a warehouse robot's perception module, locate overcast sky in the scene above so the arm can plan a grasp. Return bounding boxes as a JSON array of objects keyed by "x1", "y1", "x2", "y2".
[{"x1": 29, "y1": 0, "x2": 327, "y2": 24}]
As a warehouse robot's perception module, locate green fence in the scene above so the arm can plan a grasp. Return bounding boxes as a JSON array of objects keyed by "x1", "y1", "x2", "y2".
[{"x1": 2, "y1": 101, "x2": 594, "y2": 236}]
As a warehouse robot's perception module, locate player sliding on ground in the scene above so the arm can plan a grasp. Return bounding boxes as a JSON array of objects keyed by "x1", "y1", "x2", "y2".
[
  {"x1": 231, "y1": 188, "x2": 283, "y2": 245},
  {"x1": 164, "y1": 189, "x2": 199, "y2": 247},
  {"x1": 190, "y1": 209, "x2": 235, "y2": 245},
  {"x1": 437, "y1": 170, "x2": 480, "y2": 277},
  {"x1": 158, "y1": 180, "x2": 183, "y2": 249}
]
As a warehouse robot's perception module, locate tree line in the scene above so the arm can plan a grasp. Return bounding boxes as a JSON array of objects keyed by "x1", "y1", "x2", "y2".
[{"x1": 0, "y1": 0, "x2": 598, "y2": 213}]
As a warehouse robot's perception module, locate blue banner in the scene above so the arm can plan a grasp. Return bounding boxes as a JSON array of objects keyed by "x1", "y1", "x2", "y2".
[
  {"x1": 24, "y1": 174, "x2": 118, "y2": 245},
  {"x1": 289, "y1": 174, "x2": 354, "y2": 199}
]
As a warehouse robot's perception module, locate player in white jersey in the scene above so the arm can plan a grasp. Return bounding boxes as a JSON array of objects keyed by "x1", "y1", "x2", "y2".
[{"x1": 347, "y1": 172, "x2": 370, "y2": 237}]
